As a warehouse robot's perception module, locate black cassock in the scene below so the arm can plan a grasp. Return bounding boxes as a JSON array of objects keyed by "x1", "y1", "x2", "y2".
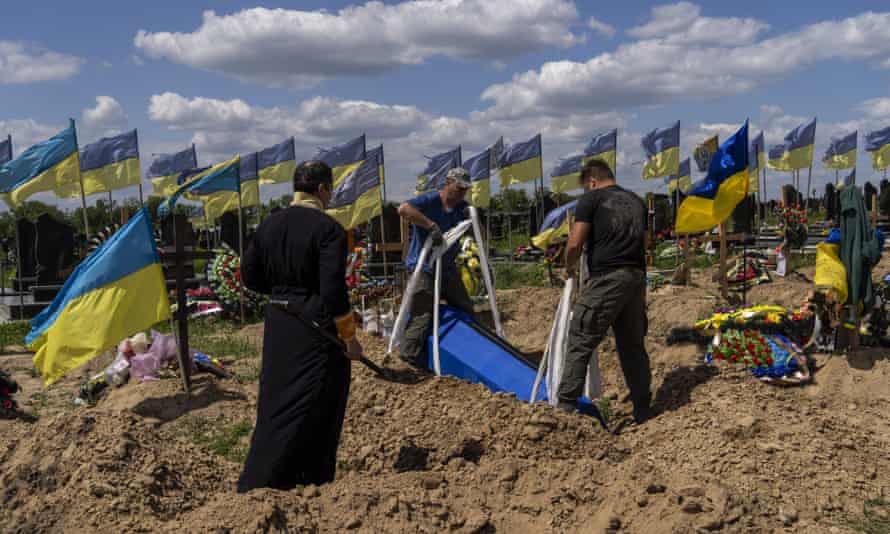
[{"x1": 237, "y1": 205, "x2": 352, "y2": 492}]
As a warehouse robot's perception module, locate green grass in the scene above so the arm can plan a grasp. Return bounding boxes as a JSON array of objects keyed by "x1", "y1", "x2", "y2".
[
  {"x1": 153, "y1": 317, "x2": 260, "y2": 362},
  {"x1": 595, "y1": 398, "x2": 613, "y2": 423},
  {"x1": 492, "y1": 262, "x2": 551, "y2": 290},
  {"x1": 845, "y1": 499, "x2": 890, "y2": 534},
  {"x1": 184, "y1": 417, "x2": 253, "y2": 463},
  {"x1": 490, "y1": 229, "x2": 532, "y2": 254},
  {"x1": 0, "y1": 321, "x2": 31, "y2": 351}
]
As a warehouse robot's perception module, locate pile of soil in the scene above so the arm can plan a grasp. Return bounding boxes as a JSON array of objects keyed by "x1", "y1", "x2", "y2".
[{"x1": 3, "y1": 263, "x2": 890, "y2": 533}]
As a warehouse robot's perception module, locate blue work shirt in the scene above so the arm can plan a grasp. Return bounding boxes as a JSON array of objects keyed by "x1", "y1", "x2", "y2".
[{"x1": 404, "y1": 191, "x2": 468, "y2": 275}]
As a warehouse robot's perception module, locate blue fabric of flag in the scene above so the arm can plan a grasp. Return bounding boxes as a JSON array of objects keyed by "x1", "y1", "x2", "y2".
[{"x1": 79, "y1": 129, "x2": 138, "y2": 172}]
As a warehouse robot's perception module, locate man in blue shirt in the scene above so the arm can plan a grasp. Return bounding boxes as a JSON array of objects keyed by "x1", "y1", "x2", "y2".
[{"x1": 397, "y1": 167, "x2": 474, "y2": 367}]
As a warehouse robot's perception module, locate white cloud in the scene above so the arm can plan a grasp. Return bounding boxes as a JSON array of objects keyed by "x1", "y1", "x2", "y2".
[
  {"x1": 0, "y1": 118, "x2": 63, "y2": 153},
  {"x1": 478, "y1": 9, "x2": 890, "y2": 120},
  {"x1": 134, "y1": 0, "x2": 583, "y2": 87},
  {"x1": 81, "y1": 96, "x2": 128, "y2": 134},
  {"x1": 856, "y1": 97, "x2": 890, "y2": 120},
  {"x1": 0, "y1": 41, "x2": 82, "y2": 84},
  {"x1": 627, "y1": 2, "x2": 701, "y2": 39},
  {"x1": 587, "y1": 17, "x2": 615, "y2": 39}
]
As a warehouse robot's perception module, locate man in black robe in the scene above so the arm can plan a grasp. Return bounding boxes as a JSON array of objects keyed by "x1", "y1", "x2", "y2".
[{"x1": 237, "y1": 161, "x2": 363, "y2": 492}]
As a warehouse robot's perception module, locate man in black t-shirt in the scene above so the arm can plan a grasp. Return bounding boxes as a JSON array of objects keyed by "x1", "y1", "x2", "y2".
[{"x1": 559, "y1": 159, "x2": 652, "y2": 424}]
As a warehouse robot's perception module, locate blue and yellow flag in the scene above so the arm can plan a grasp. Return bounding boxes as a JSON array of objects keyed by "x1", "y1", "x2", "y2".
[
  {"x1": 498, "y1": 134, "x2": 542, "y2": 187},
  {"x1": 0, "y1": 135, "x2": 11, "y2": 165},
  {"x1": 823, "y1": 131, "x2": 857, "y2": 170},
  {"x1": 60, "y1": 129, "x2": 140, "y2": 197},
  {"x1": 866, "y1": 126, "x2": 890, "y2": 171},
  {"x1": 749, "y1": 131, "x2": 765, "y2": 193},
  {"x1": 767, "y1": 143, "x2": 788, "y2": 171},
  {"x1": 550, "y1": 154, "x2": 582, "y2": 193},
  {"x1": 258, "y1": 137, "x2": 296, "y2": 185},
  {"x1": 768, "y1": 118, "x2": 816, "y2": 171},
  {"x1": 315, "y1": 134, "x2": 366, "y2": 188},
  {"x1": 676, "y1": 122, "x2": 749, "y2": 234},
  {"x1": 0, "y1": 119, "x2": 81, "y2": 207},
  {"x1": 665, "y1": 158, "x2": 691, "y2": 194},
  {"x1": 464, "y1": 148, "x2": 491, "y2": 208},
  {"x1": 327, "y1": 145, "x2": 384, "y2": 229},
  {"x1": 158, "y1": 155, "x2": 241, "y2": 218},
  {"x1": 148, "y1": 145, "x2": 197, "y2": 197},
  {"x1": 202, "y1": 152, "x2": 261, "y2": 220},
  {"x1": 583, "y1": 129, "x2": 617, "y2": 172},
  {"x1": 27, "y1": 208, "x2": 170, "y2": 385},
  {"x1": 532, "y1": 200, "x2": 577, "y2": 249},
  {"x1": 416, "y1": 146, "x2": 461, "y2": 193},
  {"x1": 641, "y1": 121, "x2": 680, "y2": 179}
]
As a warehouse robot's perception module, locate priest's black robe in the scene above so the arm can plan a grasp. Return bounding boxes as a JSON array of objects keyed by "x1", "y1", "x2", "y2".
[{"x1": 237, "y1": 204, "x2": 351, "y2": 492}]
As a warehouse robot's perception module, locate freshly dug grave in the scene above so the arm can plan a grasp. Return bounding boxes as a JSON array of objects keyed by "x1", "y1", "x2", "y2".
[{"x1": 2, "y1": 270, "x2": 890, "y2": 533}]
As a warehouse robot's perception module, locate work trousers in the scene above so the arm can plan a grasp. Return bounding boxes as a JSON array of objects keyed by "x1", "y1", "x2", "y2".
[
  {"x1": 401, "y1": 270, "x2": 474, "y2": 366},
  {"x1": 558, "y1": 267, "x2": 651, "y2": 415}
]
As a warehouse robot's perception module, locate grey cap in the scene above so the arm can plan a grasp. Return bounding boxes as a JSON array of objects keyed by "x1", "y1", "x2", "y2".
[{"x1": 445, "y1": 166, "x2": 472, "y2": 188}]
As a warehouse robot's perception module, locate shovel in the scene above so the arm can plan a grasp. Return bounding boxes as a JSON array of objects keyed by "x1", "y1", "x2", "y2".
[{"x1": 269, "y1": 299, "x2": 390, "y2": 378}]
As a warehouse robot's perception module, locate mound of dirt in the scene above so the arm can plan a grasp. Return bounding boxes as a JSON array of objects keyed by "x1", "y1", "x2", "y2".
[{"x1": 3, "y1": 269, "x2": 890, "y2": 532}]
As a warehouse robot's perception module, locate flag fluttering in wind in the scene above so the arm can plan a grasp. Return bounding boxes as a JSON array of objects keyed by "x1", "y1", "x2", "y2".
[
  {"x1": 158, "y1": 155, "x2": 241, "y2": 218},
  {"x1": 0, "y1": 135, "x2": 11, "y2": 165},
  {"x1": 498, "y1": 134, "x2": 542, "y2": 187},
  {"x1": 0, "y1": 119, "x2": 81, "y2": 207},
  {"x1": 694, "y1": 135, "x2": 719, "y2": 173},
  {"x1": 416, "y1": 146, "x2": 461, "y2": 194},
  {"x1": 257, "y1": 137, "x2": 296, "y2": 185},
  {"x1": 823, "y1": 131, "x2": 857, "y2": 170},
  {"x1": 866, "y1": 126, "x2": 890, "y2": 171},
  {"x1": 58, "y1": 129, "x2": 140, "y2": 198},
  {"x1": 665, "y1": 158, "x2": 692, "y2": 194},
  {"x1": 676, "y1": 121, "x2": 749, "y2": 234},
  {"x1": 463, "y1": 147, "x2": 491, "y2": 208},
  {"x1": 550, "y1": 154, "x2": 583, "y2": 194},
  {"x1": 203, "y1": 152, "x2": 261, "y2": 220},
  {"x1": 641, "y1": 121, "x2": 680, "y2": 179},
  {"x1": 315, "y1": 134, "x2": 366, "y2": 188},
  {"x1": 767, "y1": 118, "x2": 816, "y2": 171},
  {"x1": 749, "y1": 131, "x2": 765, "y2": 193},
  {"x1": 327, "y1": 145, "x2": 384, "y2": 229},
  {"x1": 583, "y1": 129, "x2": 617, "y2": 172},
  {"x1": 148, "y1": 145, "x2": 198, "y2": 197},
  {"x1": 27, "y1": 208, "x2": 170, "y2": 385},
  {"x1": 532, "y1": 200, "x2": 577, "y2": 249}
]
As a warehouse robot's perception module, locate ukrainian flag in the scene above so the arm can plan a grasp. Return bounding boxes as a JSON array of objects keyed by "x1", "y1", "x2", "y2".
[
  {"x1": 665, "y1": 158, "x2": 692, "y2": 194},
  {"x1": 641, "y1": 121, "x2": 680, "y2": 179},
  {"x1": 767, "y1": 143, "x2": 790, "y2": 171},
  {"x1": 463, "y1": 148, "x2": 492, "y2": 208},
  {"x1": 416, "y1": 146, "x2": 461, "y2": 194},
  {"x1": 583, "y1": 129, "x2": 617, "y2": 173},
  {"x1": 866, "y1": 126, "x2": 890, "y2": 171},
  {"x1": 257, "y1": 137, "x2": 296, "y2": 185},
  {"x1": 749, "y1": 131, "x2": 765, "y2": 193},
  {"x1": 0, "y1": 119, "x2": 81, "y2": 207},
  {"x1": 59, "y1": 129, "x2": 140, "y2": 197},
  {"x1": 148, "y1": 145, "x2": 197, "y2": 197},
  {"x1": 676, "y1": 121, "x2": 749, "y2": 234},
  {"x1": 768, "y1": 118, "x2": 816, "y2": 171},
  {"x1": 823, "y1": 131, "x2": 857, "y2": 170},
  {"x1": 327, "y1": 145, "x2": 384, "y2": 229},
  {"x1": 0, "y1": 135, "x2": 11, "y2": 165},
  {"x1": 202, "y1": 152, "x2": 261, "y2": 220},
  {"x1": 315, "y1": 134, "x2": 366, "y2": 188},
  {"x1": 550, "y1": 154, "x2": 582, "y2": 193},
  {"x1": 158, "y1": 155, "x2": 241, "y2": 218},
  {"x1": 498, "y1": 134, "x2": 542, "y2": 187},
  {"x1": 531, "y1": 200, "x2": 577, "y2": 249},
  {"x1": 26, "y1": 208, "x2": 170, "y2": 385}
]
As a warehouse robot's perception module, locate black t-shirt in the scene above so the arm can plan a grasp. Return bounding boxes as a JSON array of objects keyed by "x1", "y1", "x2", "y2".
[{"x1": 574, "y1": 185, "x2": 647, "y2": 275}]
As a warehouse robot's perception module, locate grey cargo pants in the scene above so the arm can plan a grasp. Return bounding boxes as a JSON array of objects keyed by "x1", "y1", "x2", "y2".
[
  {"x1": 558, "y1": 267, "x2": 651, "y2": 417},
  {"x1": 400, "y1": 270, "x2": 475, "y2": 366}
]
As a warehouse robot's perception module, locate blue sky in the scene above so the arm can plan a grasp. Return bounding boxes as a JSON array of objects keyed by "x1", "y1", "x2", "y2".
[{"x1": 3, "y1": 0, "x2": 890, "y2": 210}]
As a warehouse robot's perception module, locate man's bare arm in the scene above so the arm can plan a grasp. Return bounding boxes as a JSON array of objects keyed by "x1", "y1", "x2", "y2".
[
  {"x1": 398, "y1": 202, "x2": 436, "y2": 230},
  {"x1": 564, "y1": 221, "x2": 591, "y2": 277}
]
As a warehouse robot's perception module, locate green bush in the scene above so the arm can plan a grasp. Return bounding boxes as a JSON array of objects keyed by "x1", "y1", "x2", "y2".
[
  {"x1": 0, "y1": 321, "x2": 31, "y2": 351},
  {"x1": 492, "y1": 262, "x2": 551, "y2": 290}
]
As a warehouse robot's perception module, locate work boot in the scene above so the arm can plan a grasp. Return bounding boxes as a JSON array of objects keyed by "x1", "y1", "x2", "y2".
[{"x1": 632, "y1": 404, "x2": 653, "y2": 425}]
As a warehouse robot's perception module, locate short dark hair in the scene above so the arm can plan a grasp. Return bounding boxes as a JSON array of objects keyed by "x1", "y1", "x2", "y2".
[
  {"x1": 293, "y1": 160, "x2": 333, "y2": 194},
  {"x1": 579, "y1": 158, "x2": 615, "y2": 185}
]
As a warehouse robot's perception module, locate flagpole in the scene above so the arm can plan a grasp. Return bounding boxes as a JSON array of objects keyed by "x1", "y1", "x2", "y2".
[
  {"x1": 237, "y1": 183, "x2": 246, "y2": 326},
  {"x1": 378, "y1": 148, "x2": 389, "y2": 283},
  {"x1": 538, "y1": 134, "x2": 545, "y2": 232},
  {"x1": 805, "y1": 164, "x2": 812, "y2": 214},
  {"x1": 72, "y1": 120, "x2": 91, "y2": 240}
]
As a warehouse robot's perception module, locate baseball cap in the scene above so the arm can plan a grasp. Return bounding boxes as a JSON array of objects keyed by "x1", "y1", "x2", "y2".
[{"x1": 446, "y1": 167, "x2": 472, "y2": 188}]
